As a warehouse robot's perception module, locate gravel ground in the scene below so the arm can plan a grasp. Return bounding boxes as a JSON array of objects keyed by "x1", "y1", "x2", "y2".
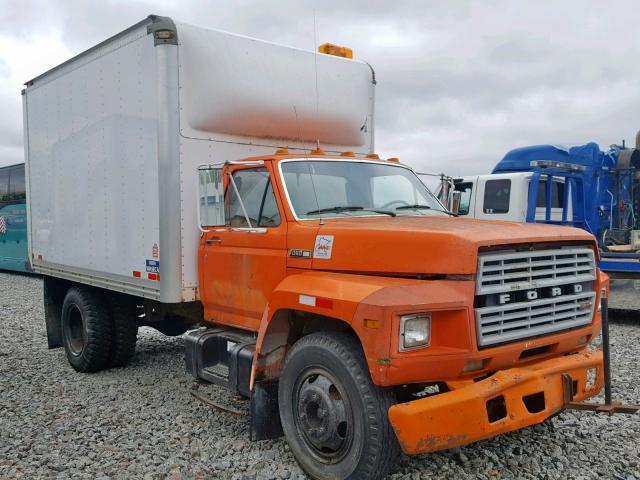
[
  {"x1": 1, "y1": 272, "x2": 639, "y2": 480},
  {"x1": 609, "y1": 280, "x2": 640, "y2": 312}
]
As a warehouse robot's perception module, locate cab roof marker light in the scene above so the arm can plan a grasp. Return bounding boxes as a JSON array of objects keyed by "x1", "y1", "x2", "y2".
[
  {"x1": 275, "y1": 148, "x2": 289, "y2": 155},
  {"x1": 366, "y1": 153, "x2": 380, "y2": 159},
  {"x1": 154, "y1": 30, "x2": 175, "y2": 40}
]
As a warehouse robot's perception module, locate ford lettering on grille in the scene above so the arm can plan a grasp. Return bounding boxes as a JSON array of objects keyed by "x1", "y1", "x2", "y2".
[{"x1": 474, "y1": 246, "x2": 597, "y2": 347}]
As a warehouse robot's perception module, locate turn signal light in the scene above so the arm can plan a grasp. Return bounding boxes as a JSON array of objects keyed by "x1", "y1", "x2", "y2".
[
  {"x1": 576, "y1": 335, "x2": 589, "y2": 347},
  {"x1": 598, "y1": 288, "x2": 607, "y2": 312},
  {"x1": 462, "y1": 359, "x2": 484, "y2": 373},
  {"x1": 364, "y1": 318, "x2": 381, "y2": 329},
  {"x1": 318, "y1": 43, "x2": 353, "y2": 59}
]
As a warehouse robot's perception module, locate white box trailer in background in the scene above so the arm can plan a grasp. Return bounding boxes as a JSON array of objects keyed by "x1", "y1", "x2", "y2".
[{"x1": 23, "y1": 15, "x2": 375, "y2": 306}]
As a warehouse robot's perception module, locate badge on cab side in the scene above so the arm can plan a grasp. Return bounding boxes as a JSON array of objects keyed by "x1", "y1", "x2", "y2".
[{"x1": 289, "y1": 249, "x2": 312, "y2": 258}]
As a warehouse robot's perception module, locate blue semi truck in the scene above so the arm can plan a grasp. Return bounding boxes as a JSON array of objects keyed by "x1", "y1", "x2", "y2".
[
  {"x1": 441, "y1": 137, "x2": 640, "y2": 277},
  {"x1": 0, "y1": 162, "x2": 30, "y2": 273}
]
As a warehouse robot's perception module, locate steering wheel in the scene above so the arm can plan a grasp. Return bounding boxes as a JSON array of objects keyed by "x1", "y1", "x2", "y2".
[{"x1": 380, "y1": 199, "x2": 410, "y2": 209}]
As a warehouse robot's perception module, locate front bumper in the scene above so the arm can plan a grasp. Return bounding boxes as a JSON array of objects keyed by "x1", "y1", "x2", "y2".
[{"x1": 388, "y1": 350, "x2": 603, "y2": 454}]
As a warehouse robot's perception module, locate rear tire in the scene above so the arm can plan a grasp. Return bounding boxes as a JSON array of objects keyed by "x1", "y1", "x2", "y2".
[
  {"x1": 108, "y1": 297, "x2": 138, "y2": 367},
  {"x1": 278, "y1": 332, "x2": 399, "y2": 480},
  {"x1": 61, "y1": 287, "x2": 112, "y2": 372}
]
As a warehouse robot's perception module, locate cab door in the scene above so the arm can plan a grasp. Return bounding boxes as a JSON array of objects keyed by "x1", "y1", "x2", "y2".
[
  {"x1": 476, "y1": 176, "x2": 518, "y2": 221},
  {"x1": 200, "y1": 165, "x2": 287, "y2": 331}
]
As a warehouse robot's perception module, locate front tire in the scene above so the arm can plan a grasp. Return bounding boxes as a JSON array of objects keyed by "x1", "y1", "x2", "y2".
[
  {"x1": 278, "y1": 332, "x2": 399, "y2": 480},
  {"x1": 61, "y1": 287, "x2": 112, "y2": 372}
]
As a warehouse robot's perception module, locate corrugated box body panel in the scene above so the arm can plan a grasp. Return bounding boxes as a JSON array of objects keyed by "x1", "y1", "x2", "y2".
[{"x1": 25, "y1": 23, "x2": 162, "y2": 299}]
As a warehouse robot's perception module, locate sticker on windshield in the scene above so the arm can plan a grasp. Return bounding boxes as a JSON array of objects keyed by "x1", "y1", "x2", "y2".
[{"x1": 314, "y1": 235, "x2": 334, "y2": 259}]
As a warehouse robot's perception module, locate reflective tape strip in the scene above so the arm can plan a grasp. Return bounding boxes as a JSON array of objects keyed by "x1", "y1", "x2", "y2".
[{"x1": 299, "y1": 295, "x2": 316, "y2": 306}]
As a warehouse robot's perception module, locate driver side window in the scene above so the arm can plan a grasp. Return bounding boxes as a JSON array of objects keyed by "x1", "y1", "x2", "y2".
[{"x1": 226, "y1": 168, "x2": 281, "y2": 228}]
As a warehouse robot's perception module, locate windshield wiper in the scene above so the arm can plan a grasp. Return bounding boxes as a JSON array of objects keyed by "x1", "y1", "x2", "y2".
[
  {"x1": 361, "y1": 208, "x2": 396, "y2": 217},
  {"x1": 395, "y1": 204, "x2": 458, "y2": 216},
  {"x1": 306, "y1": 205, "x2": 363, "y2": 215},
  {"x1": 306, "y1": 205, "x2": 396, "y2": 217}
]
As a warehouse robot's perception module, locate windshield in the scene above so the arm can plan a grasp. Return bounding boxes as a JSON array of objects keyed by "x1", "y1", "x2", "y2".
[{"x1": 280, "y1": 160, "x2": 448, "y2": 219}]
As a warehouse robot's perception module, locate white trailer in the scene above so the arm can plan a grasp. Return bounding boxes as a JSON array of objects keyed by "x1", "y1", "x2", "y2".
[{"x1": 23, "y1": 15, "x2": 375, "y2": 305}]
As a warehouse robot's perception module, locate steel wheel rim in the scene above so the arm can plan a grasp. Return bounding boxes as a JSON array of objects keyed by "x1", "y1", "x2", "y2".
[
  {"x1": 292, "y1": 367, "x2": 355, "y2": 463},
  {"x1": 65, "y1": 304, "x2": 86, "y2": 356}
]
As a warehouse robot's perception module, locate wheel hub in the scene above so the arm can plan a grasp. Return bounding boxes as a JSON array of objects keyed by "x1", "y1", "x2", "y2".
[{"x1": 297, "y1": 374, "x2": 348, "y2": 454}]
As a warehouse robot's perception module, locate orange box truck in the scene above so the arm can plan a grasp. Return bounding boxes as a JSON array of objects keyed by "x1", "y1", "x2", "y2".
[{"x1": 23, "y1": 15, "x2": 607, "y2": 480}]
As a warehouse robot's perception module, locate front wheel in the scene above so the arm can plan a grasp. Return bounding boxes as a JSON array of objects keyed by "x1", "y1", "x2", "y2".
[{"x1": 278, "y1": 332, "x2": 399, "y2": 480}]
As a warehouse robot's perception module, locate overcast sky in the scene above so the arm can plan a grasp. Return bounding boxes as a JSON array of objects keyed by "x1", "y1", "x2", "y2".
[{"x1": 2, "y1": 0, "x2": 640, "y2": 175}]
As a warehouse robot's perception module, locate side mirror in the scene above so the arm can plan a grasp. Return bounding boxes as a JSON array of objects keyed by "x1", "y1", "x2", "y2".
[
  {"x1": 450, "y1": 191, "x2": 461, "y2": 215},
  {"x1": 438, "y1": 179, "x2": 450, "y2": 206},
  {"x1": 198, "y1": 166, "x2": 225, "y2": 230}
]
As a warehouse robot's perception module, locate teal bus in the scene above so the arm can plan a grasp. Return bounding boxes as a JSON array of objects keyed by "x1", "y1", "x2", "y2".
[{"x1": 0, "y1": 163, "x2": 30, "y2": 273}]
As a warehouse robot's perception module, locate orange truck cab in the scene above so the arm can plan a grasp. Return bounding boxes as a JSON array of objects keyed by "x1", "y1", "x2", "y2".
[{"x1": 192, "y1": 152, "x2": 606, "y2": 479}]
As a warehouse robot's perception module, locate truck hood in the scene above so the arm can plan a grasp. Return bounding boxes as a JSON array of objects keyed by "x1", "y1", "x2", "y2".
[{"x1": 311, "y1": 216, "x2": 595, "y2": 275}]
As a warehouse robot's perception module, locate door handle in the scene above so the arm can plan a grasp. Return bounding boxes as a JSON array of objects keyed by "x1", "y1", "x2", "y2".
[{"x1": 206, "y1": 237, "x2": 222, "y2": 245}]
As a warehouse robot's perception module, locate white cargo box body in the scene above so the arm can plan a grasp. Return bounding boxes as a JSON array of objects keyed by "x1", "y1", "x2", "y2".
[{"x1": 23, "y1": 15, "x2": 375, "y2": 303}]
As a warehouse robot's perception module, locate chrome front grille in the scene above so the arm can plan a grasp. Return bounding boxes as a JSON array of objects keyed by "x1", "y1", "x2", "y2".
[
  {"x1": 475, "y1": 246, "x2": 596, "y2": 347},
  {"x1": 477, "y1": 247, "x2": 596, "y2": 296}
]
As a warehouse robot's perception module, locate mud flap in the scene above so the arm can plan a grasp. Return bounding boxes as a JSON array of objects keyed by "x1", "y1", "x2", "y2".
[
  {"x1": 44, "y1": 277, "x2": 64, "y2": 349},
  {"x1": 250, "y1": 381, "x2": 283, "y2": 440}
]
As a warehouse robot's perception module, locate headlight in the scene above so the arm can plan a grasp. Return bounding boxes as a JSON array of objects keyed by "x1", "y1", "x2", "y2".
[{"x1": 399, "y1": 313, "x2": 431, "y2": 351}]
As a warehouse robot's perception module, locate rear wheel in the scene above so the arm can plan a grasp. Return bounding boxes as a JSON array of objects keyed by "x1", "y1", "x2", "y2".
[
  {"x1": 278, "y1": 332, "x2": 399, "y2": 480},
  {"x1": 61, "y1": 287, "x2": 112, "y2": 372}
]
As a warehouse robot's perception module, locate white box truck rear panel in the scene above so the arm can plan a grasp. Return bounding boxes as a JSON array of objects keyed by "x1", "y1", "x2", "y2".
[{"x1": 24, "y1": 15, "x2": 375, "y2": 303}]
